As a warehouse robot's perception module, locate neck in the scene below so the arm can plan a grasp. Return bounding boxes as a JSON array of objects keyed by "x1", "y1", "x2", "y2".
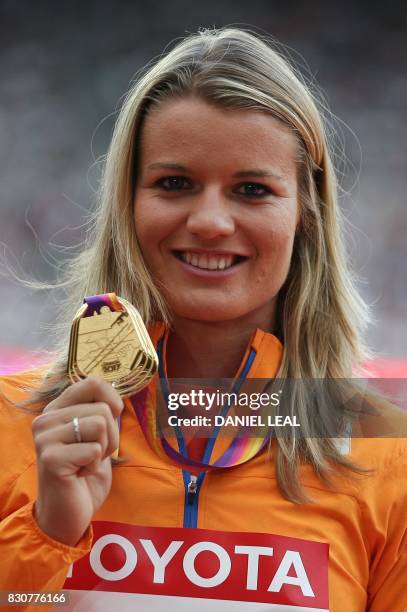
[{"x1": 165, "y1": 309, "x2": 276, "y2": 379}]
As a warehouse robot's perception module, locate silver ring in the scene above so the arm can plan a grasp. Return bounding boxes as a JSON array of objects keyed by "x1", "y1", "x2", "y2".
[{"x1": 72, "y1": 416, "x2": 82, "y2": 443}]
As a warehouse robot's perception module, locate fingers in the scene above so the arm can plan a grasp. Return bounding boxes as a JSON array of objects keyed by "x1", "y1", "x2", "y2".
[
  {"x1": 32, "y1": 377, "x2": 125, "y2": 465},
  {"x1": 34, "y1": 413, "x2": 119, "y2": 460},
  {"x1": 42, "y1": 376, "x2": 124, "y2": 418},
  {"x1": 31, "y1": 378, "x2": 120, "y2": 547},
  {"x1": 38, "y1": 442, "x2": 107, "y2": 478},
  {"x1": 33, "y1": 402, "x2": 120, "y2": 459}
]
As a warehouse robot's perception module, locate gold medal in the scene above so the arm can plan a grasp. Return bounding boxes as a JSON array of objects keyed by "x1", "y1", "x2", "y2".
[{"x1": 68, "y1": 294, "x2": 158, "y2": 397}]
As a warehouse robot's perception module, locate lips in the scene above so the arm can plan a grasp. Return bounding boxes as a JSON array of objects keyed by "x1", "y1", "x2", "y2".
[{"x1": 173, "y1": 250, "x2": 248, "y2": 271}]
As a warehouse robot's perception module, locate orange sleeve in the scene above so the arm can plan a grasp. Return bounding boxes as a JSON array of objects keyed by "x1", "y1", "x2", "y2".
[
  {"x1": 0, "y1": 371, "x2": 93, "y2": 597},
  {"x1": 366, "y1": 443, "x2": 407, "y2": 611},
  {"x1": 0, "y1": 500, "x2": 93, "y2": 591}
]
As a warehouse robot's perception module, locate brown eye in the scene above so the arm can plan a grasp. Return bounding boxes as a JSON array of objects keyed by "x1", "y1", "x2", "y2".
[
  {"x1": 235, "y1": 182, "x2": 271, "y2": 198},
  {"x1": 156, "y1": 176, "x2": 192, "y2": 191}
]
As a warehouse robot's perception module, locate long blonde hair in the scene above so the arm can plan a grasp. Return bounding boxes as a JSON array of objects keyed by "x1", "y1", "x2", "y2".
[{"x1": 8, "y1": 27, "x2": 372, "y2": 501}]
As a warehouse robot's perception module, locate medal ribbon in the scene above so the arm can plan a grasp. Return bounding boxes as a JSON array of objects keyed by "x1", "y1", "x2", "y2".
[
  {"x1": 131, "y1": 338, "x2": 273, "y2": 472},
  {"x1": 83, "y1": 293, "x2": 125, "y2": 315},
  {"x1": 81, "y1": 294, "x2": 272, "y2": 472}
]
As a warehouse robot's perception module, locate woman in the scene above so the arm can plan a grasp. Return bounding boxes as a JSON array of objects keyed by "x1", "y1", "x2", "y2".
[{"x1": 0, "y1": 27, "x2": 405, "y2": 611}]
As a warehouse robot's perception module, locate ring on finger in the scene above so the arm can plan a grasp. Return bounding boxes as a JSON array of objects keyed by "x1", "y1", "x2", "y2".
[{"x1": 72, "y1": 416, "x2": 82, "y2": 443}]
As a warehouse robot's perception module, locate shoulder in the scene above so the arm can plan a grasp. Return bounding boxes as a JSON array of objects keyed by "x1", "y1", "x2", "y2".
[
  {"x1": 0, "y1": 368, "x2": 47, "y2": 488},
  {"x1": 0, "y1": 367, "x2": 47, "y2": 401},
  {"x1": 0, "y1": 366, "x2": 50, "y2": 414},
  {"x1": 349, "y1": 396, "x2": 407, "y2": 471},
  {"x1": 338, "y1": 427, "x2": 407, "y2": 531},
  {"x1": 319, "y1": 396, "x2": 407, "y2": 509},
  {"x1": 349, "y1": 436, "x2": 407, "y2": 477}
]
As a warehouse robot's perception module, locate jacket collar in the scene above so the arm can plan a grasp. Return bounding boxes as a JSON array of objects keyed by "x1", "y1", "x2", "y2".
[{"x1": 148, "y1": 322, "x2": 283, "y2": 380}]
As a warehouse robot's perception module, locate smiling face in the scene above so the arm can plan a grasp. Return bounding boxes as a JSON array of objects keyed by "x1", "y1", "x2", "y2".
[{"x1": 134, "y1": 96, "x2": 300, "y2": 329}]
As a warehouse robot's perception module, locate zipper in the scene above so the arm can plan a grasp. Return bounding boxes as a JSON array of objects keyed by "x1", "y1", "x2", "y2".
[
  {"x1": 187, "y1": 474, "x2": 198, "y2": 503},
  {"x1": 157, "y1": 336, "x2": 257, "y2": 529},
  {"x1": 180, "y1": 348, "x2": 257, "y2": 528},
  {"x1": 183, "y1": 471, "x2": 205, "y2": 528}
]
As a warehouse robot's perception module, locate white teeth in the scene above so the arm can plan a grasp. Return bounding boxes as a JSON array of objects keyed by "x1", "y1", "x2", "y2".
[
  {"x1": 208, "y1": 256, "x2": 218, "y2": 270},
  {"x1": 180, "y1": 252, "x2": 236, "y2": 270},
  {"x1": 200, "y1": 254, "x2": 208, "y2": 268}
]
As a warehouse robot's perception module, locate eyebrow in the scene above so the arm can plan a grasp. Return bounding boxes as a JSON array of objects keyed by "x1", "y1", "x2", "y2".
[{"x1": 146, "y1": 162, "x2": 286, "y2": 182}]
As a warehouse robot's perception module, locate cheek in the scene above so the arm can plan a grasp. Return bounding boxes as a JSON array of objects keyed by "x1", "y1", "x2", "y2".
[
  {"x1": 254, "y1": 219, "x2": 297, "y2": 282},
  {"x1": 134, "y1": 197, "x2": 164, "y2": 261},
  {"x1": 261, "y1": 211, "x2": 297, "y2": 254}
]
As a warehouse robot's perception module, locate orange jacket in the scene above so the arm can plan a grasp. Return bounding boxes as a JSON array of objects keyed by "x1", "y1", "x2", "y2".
[{"x1": 0, "y1": 323, "x2": 406, "y2": 611}]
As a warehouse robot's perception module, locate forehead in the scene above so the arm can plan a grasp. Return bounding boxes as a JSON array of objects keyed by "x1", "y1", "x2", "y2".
[{"x1": 138, "y1": 96, "x2": 299, "y2": 176}]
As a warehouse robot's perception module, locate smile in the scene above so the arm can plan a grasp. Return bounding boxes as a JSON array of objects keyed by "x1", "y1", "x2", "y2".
[{"x1": 173, "y1": 251, "x2": 248, "y2": 271}]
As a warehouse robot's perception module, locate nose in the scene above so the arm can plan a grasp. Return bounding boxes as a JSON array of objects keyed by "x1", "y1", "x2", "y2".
[{"x1": 186, "y1": 188, "x2": 235, "y2": 240}]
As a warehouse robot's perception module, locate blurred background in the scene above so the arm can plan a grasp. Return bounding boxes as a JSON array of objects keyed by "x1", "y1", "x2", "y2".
[{"x1": 0, "y1": 0, "x2": 406, "y2": 374}]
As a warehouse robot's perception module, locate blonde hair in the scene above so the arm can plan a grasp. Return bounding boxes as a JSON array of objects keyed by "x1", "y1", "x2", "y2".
[{"x1": 9, "y1": 27, "x2": 372, "y2": 501}]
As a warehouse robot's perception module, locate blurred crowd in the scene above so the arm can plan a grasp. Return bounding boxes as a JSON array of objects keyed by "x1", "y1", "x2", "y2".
[{"x1": 0, "y1": 1, "x2": 406, "y2": 360}]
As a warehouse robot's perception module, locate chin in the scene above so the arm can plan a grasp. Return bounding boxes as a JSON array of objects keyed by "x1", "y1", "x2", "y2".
[{"x1": 170, "y1": 303, "x2": 245, "y2": 323}]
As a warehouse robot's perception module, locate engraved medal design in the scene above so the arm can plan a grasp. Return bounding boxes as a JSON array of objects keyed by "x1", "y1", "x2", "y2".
[{"x1": 68, "y1": 293, "x2": 158, "y2": 397}]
